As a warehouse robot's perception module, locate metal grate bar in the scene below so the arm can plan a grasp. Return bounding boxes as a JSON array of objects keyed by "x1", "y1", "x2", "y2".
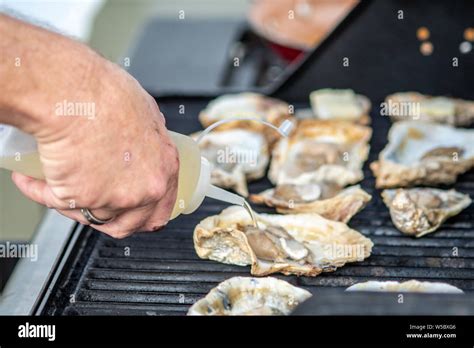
[
  {"x1": 85, "y1": 280, "x2": 217, "y2": 294},
  {"x1": 76, "y1": 289, "x2": 201, "y2": 305},
  {"x1": 91, "y1": 256, "x2": 474, "y2": 271},
  {"x1": 62, "y1": 302, "x2": 188, "y2": 316}
]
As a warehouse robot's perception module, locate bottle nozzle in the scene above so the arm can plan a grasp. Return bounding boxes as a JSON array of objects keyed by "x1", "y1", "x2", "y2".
[
  {"x1": 206, "y1": 184, "x2": 259, "y2": 228},
  {"x1": 278, "y1": 119, "x2": 295, "y2": 137},
  {"x1": 205, "y1": 184, "x2": 245, "y2": 206}
]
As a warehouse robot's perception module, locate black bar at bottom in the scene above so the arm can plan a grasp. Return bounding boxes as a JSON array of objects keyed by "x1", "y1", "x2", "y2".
[{"x1": 0, "y1": 315, "x2": 473, "y2": 345}]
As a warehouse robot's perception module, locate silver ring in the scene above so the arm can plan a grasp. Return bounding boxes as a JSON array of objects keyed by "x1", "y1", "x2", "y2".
[{"x1": 80, "y1": 208, "x2": 114, "y2": 225}]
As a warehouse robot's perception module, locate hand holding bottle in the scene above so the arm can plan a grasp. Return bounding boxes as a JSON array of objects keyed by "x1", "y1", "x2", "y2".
[{"x1": 0, "y1": 14, "x2": 179, "y2": 238}]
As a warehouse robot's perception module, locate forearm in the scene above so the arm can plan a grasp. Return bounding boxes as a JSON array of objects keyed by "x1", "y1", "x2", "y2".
[{"x1": 0, "y1": 14, "x2": 101, "y2": 138}]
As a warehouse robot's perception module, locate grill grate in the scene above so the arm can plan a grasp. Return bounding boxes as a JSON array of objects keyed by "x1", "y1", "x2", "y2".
[{"x1": 41, "y1": 98, "x2": 474, "y2": 316}]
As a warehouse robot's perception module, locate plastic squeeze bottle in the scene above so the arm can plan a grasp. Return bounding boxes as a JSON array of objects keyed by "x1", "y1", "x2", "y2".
[
  {"x1": 0, "y1": 125, "x2": 254, "y2": 221},
  {"x1": 166, "y1": 131, "x2": 252, "y2": 220}
]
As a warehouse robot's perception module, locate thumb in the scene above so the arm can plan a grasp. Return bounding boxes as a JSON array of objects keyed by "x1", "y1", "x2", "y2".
[{"x1": 11, "y1": 172, "x2": 69, "y2": 209}]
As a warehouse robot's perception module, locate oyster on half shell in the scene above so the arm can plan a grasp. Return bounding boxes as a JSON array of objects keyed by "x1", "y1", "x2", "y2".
[
  {"x1": 249, "y1": 183, "x2": 371, "y2": 223},
  {"x1": 310, "y1": 89, "x2": 372, "y2": 124},
  {"x1": 371, "y1": 121, "x2": 474, "y2": 188},
  {"x1": 382, "y1": 188, "x2": 471, "y2": 237},
  {"x1": 193, "y1": 129, "x2": 269, "y2": 197},
  {"x1": 269, "y1": 120, "x2": 372, "y2": 187},
  {"x1": 198, "y1": 93, "x2": 292, "y2": 146},
  {"x1": 346, "y1": 280, "x2": 463, "y2": 294},
  {"x1": 385, "y1": 92, "x2": 474, "y2": 126},
  {"x1": 194, "y1": 206, "x2": 373, "y2": 277},
  {"x1": 187, "y1": 277, "x2": 311, "y2": 315}
]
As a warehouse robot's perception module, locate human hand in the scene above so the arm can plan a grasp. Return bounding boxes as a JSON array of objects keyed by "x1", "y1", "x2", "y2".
[{"x1": 9, "y1": 44, "x2": 179, "y2": 238}]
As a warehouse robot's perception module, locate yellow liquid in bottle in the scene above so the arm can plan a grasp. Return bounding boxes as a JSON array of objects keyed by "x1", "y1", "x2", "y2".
[
  {"x1": 168, "y1": 132, "x2": 260, "y2": 224},
  {"x1": 0, "y1": 132, "x2": 201, "y2": 219},
  {"x1": 168, "y1": 131, "x2": 202, "y2": 219},
  {"x1": 0, "y1": 152, "x2": 44, "y2": 179},
  {"x1": 0, "y1": 131, "x2": 257, "y2": 224}
]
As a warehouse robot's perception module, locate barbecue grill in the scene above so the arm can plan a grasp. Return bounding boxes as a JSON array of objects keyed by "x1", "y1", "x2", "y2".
[{"x1": 5, "y1": 0, "x2": 474, "y2": 316}]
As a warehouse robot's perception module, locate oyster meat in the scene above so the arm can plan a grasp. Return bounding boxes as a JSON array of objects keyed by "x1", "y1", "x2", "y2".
[
  {"x1": 269, "y1": 120, "x2": 372, "y2": 187},
  {"x1": 310, "y1": 89, "x2": 372, "y2": 124},
  {"x1": 198, "y1": 92, "x2": 292, "y2": 146},
  {"x1": 194, "y1": 206, "x2": 373, "y2": 277},
  {"x1": 187, "y1": 276, "x2": 311, "y2": 315},
  {"x1": 384, "y1": 92, "x2": 474, "y2": 126},
  {"x1": 194, "y1": 129, "x2": 269, "y2": 196},
  {"x1": 250, "y1": 183, "x2": 371, "y2": 223},
  {"x1": 382, "y1": 188, "x2": 471, "y2": 237},
  {"x1": 371, "y1": 121, "x2": 474, "y2": 188},
  {"x1": 346, "y1": 280, "x2": 463, "y2": 294}
]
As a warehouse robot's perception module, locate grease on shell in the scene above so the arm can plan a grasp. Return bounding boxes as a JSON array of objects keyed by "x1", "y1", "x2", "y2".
[
  {"x1": 385, "y1": 92, "x2": 474, "y2": 126},
  {"x1": 382, "y1": 188, "x2": 471, "y2": 237},
  {"x1": 198, "y1": 93, "x2": 292, "y2": 147},
  {"x1": 250, "y1": 183, "x2": 371, "y2": 223},
  {"x1": 309, "y1": 89, "x2": 372, "y2": 124},
  {"x1": 269, "y1": 120, "x2": 372, "y2": 187},
  {"x1": 371, "y1": 121, "x2": 474, "y2": 188},
  {"x1": 193, "y1": 206, "x2": 373, "y2": 277}
]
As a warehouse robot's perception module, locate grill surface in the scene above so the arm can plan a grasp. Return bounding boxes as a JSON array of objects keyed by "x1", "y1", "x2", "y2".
[{"x1": 41, "y1": 98, "x2": 474, "y2": 316}]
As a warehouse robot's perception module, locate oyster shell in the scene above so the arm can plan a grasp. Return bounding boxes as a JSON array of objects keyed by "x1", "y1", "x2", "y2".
[
  {"x1": 249, "y1": 183, "x2": 371, "y2": 223},
  {"x1": 187, "y1": 277, "x2": 311, "y2": 315},
  {"x1": 371, "y1": 121, "x2": 474, "y2": 188},
  {"x1": 384, "y1": 92, "x2": 474, "y2": 126},
  {"x1": 269, "y1": 120, "x2": 372, "y2": 187},
  {"x1": 198, "y1": 93, "x2": 292, "y2": 146},
  {"x1": 310, "y1": 89, "x2": 372, "y2": 124},
  {"x1": 382, "y1": 188, "x2": 471, "y2": 237},
  {"x1": 194, "y1": 206, "x2": 373, "y2": 277},
  {"x1": 346, "y1": 280, "x2": 463, "y2": 294},
  {"x1": 194, "y1": 129, "x2": 269, "y2": 196}
]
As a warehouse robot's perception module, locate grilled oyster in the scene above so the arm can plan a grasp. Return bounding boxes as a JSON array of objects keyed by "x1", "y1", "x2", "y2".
[
  {"x1": 310, "y1": 89, "x2": 371, "y2": 124},
  {"x1": 187, "y1": 277, "x2": 311, "y2": 315},
  {"x1": 371, "y1": 121, "x2": 474, "y2": 188},
  {"x1": 194, "y1": 206, "x2": 373, "y2": 277},
  {"x1": 194, "y1": 129, "x2": 269, "y2": 197},
  {"x1": 346, "y1": 280, "x2": 463, "y2": 293},
  {"x1": 382, "y1": 188, "x2": 471, "y2": 237},
  {"x1": 198, "y1": 93, "x2": 291, "y2": 146},
  {"x1": 269, "y1": 120, "x2": 371, "y2": 187},
  {"x1": 384, "y1": 92, "x2": 474, "y2": 126},
  {"x1": 249, "y1": 183, "x2": 371, "y2": 223}
]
